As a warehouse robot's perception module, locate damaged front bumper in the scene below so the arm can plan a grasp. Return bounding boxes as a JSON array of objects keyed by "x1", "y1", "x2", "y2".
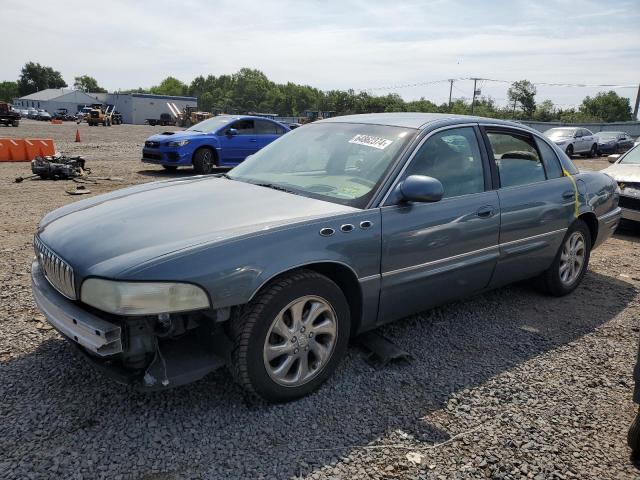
[{"x1": 31, "y1": 260, "x2": 228, "y2": 390}]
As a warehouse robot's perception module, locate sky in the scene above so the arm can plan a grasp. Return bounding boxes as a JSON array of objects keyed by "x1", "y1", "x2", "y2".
[{"x1": 3, "y1": 0, "x2": 640, "y2": 112}]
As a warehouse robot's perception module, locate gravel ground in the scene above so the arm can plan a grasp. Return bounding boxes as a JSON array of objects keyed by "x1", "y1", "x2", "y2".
[{"x1": 1, "y1": 120, "x2": 639, "y2": 479}]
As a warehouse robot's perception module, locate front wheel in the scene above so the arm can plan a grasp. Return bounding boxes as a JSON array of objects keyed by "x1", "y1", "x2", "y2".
[
  {"x1": 229, "y1": 269, "x2": 350, "y2": 402},
  {"x1": 540, "y1": 219, "x2": 591, "y2": 296},
  {"x1": 192, "y1": 148, "x2": 216, "y2": 174},
  {"x1": 565, "y1": 144, "x2": 574, "y2": 157},
  {"x1": 588, "y1": 144, "x2": 597, "y2": 158},
  {"x1": 11, "y1": 120, "x2": 19, "y2": 127}
]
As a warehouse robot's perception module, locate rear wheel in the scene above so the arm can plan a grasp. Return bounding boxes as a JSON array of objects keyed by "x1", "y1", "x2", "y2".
[
  {"x1": 540, "y1": 219, "x2": 591, "y2": 296},
  {"x1": 192, "y1": 148, "x2": 216, "y2": 174},
  {"x1": 565, "y1": 144, "x2": 573, "y2": 157},
  {"x1": 11, "y1": 120, "x2": 18, "y2": 127},
  {"x1": 229, "y1": 269, "x2": 350, "y2": 402}
]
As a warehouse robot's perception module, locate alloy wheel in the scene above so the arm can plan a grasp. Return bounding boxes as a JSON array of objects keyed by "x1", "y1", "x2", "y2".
[
  {"x1": 559, "y1": 231, "x2": 586, "y2": 286},
  {"x1": 263, "y1": 295, "x2": 338, "y2": 387}
]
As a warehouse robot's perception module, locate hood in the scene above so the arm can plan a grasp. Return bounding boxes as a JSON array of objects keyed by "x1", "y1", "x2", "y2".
[
  {"x1": 147, "y1": 130, "x2": 205, "y2": 143},
  {"x1": 37, "y1": 177, "x2": 357, "y2": 278},
  {"x1": 602, "y1": 163, "x2": 640, "y2": 183}
]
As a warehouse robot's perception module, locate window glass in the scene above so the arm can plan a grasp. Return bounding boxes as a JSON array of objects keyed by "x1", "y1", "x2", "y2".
[
  {"x1": 487, "y1": 131, "x2": 546, "y2": 187},
  {"x1": 403, "y1": 127, "x2": 485, "y2": 198},
  {"x1": 230, "y1": 119, "x2": 254, "y2": 135},
  {"x1": 535, "y1": 138, "x2": 563, "y2": 179},
  {"x1": 255, "y1": 119, "x2": 284, "y2": 135}
]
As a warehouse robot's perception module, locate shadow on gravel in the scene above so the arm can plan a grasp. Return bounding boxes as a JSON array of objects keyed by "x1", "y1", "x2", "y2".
[{"x1": 1, "y1": 271, "x2": 636, "y2": 479}]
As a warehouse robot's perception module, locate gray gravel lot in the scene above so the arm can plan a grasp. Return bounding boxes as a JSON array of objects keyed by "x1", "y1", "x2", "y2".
[{"x1": 1, "y1": 120, "x2": 639, "y2": 479}]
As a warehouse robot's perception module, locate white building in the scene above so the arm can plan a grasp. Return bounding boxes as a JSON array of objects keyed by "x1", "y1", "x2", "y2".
[
  {"x1": 14, "y1": 88, "x2": 103, "y2": 114},
  {"x1": 14, "y1": 89, "x2": 197, "y2": 124}
]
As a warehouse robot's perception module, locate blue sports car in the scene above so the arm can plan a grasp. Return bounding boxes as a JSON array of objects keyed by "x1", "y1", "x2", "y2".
[{"x1": 142, "y1": 115, "x2": 290, "y2": 173}]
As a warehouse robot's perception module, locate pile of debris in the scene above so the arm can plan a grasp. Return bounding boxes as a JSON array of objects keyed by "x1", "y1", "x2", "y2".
[{"x1": 15, "y1": 155, "x2": 122, "y2": 194}]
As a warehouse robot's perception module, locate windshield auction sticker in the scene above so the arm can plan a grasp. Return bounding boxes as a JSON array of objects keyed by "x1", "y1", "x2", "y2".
[{"x1": 349, "y1": 134, "x2": 393, "y2": 150}]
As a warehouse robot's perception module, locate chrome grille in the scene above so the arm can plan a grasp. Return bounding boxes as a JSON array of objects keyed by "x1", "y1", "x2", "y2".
[{"x1": 34, "y1": 236, "x2": 77, "y2": 300}]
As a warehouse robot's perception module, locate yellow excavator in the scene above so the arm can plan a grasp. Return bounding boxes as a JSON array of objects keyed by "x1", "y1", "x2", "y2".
[{"x1": 167, "y1": 103, "x2": 212, "y2": 128}]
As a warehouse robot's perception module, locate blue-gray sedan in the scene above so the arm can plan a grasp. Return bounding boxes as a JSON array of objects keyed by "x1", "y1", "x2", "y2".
[{"x1": 31, "y1": 113, "x2": 622, "y2": 401}]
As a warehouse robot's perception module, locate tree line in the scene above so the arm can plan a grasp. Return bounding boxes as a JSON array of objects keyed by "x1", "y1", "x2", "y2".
[{"x1": 0, "y1": 63, "x2": 635, "y2": 123}]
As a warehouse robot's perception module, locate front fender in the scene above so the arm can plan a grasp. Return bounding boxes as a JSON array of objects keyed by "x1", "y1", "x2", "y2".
[{"x1": 120, "y1": 210, "x2": 382, "y2": 310}]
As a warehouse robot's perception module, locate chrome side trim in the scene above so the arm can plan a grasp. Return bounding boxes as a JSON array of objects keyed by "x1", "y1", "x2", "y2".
[
  {"x1": 358, "y1": 274, "x2": 380, "y2": 283},
  {"x1": 381, "y1": 228, "x2": 567, "y2": 278},
  {"x1": 499, "y1": 228, "x2": 567, "y2": 248},
  {"x1": 382, "y1": 244, "x2": 499, "y2": 278}
]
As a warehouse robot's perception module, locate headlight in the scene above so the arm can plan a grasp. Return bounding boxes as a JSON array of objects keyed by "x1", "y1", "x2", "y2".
[
  {"x1": 81, "y1": 278, "x2": 210, "y2": 315},
  {"x1": 167, "y1": 140, "x2": 190, "y2": 147}
]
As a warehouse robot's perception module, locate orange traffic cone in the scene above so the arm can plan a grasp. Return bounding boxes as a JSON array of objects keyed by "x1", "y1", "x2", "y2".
[{"x1": 75, "y1": 128, "x2": 81, "y2": 143}]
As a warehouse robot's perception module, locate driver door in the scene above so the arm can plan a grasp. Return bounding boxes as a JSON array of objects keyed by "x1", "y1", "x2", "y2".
[
  {"x1": 217, "y1": 119, "x2": 257, "y2": 164},
  {"x1": 379, "y1": 126, "x2": 500, "y2": 325}
]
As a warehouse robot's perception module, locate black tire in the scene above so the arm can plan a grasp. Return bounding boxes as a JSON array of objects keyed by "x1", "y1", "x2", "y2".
[
  {"x1": 588, "y1": 144, "x2": 597, "y2": 158},
  {"x1": 566, "y1": 144, "x2": 574, "y2": 157},
  {"x1": 540, "y1": 219, "x2": 591, "y2": 296},
  {"x1": 192, "y1": 148, "x2": 216, "y2": 174},
  {"x1": 629, "y1": 411, "x2": 640, "y2": 456},
  {"x1": 162, "y1": 165, "x2": 178, "y2": 171},
  {"x1": 11, "y1": 120, "x2": 19, "y2": 127},
  {"x1": 229, "y1": 269, "x2": 351, "y2": 402}
]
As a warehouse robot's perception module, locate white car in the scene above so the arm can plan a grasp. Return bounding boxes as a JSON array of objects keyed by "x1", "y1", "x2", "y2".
[
  {"x1": 544, "y1": 127, "x2": 598, "y2": 158},
  {"x1": 603, "y1": 145, "x2": 640, "y2": 223}
]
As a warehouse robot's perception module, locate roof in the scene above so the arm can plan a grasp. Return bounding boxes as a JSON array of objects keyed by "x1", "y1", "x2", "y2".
[
  {"x1": 18, "y1": 88, "x2": 75, "y2": 101},
  {"x1": 320, "y1": 112, "x2": 526, "y2": 130},
  {"x1": 131, "y1": 93, "x2": 197, "y2": 102},
  {"x1": 18, "y1": 88, "x2": 102, "y2": 105}
]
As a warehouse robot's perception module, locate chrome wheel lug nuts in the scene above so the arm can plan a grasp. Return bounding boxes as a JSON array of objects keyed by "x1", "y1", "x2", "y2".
[
  {"x1": 294, "y1": 348, "x2": 299, "y2": 354},
  {"x1": 309, "y1": 332, "x2": 313, "y2": 338},
  {"x1": 300, "y1": 326, "x2": 305, "y2": 333},
  {"x1": 291, "y1": 337, "x2": 296, "y2": 343}
]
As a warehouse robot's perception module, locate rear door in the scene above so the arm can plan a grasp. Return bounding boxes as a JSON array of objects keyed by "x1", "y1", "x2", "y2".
[
  {"x1": 481, "y1": 127, "x2": 576, "y2": 287},
  {"x1": 254, "y1": 119, "x2": 286, "y2": 151},
  {"x1": 217, "y1": 119, "x2": 257, "y2": 164},
  {"x1": 379, "y1": 125, "x2": 500, "y2": 324}
]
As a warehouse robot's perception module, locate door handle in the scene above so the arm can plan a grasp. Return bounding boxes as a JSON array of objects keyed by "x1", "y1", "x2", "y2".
[
  {"x1": 249, "y1": 139, "x2": 257, "y2": 142},
  {"x1": 476, "y1": 205, "x2": 495, "y2": 218}
]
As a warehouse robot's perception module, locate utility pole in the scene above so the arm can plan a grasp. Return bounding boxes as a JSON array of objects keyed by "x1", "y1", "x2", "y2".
[
  {"x1": 448, "y1": 79, "x2": 454, "y2": 111},
  {"x1": 634, "y1": 83, "x2": 640, "y2": 120},
  {"x1": 471, "y1": 78, "x2": 479, "y2": 115}
]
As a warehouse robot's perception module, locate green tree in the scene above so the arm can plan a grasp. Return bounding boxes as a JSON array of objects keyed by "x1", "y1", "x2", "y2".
[
  {"x1": 0, "y1": 81, "x2": 19, "y2": 102},
  {"x1": 150, "y1": 76, "x2": 188, "y2": 96},
  {"x1": 73, "y1": 75, "x2": 107, "y2": 93},
  {"x1": 579, "y1": 91, "x2": 632, "y2": 123},
  {"x1": 534, "y1": 99, "x2": 555, "y2": 122},
  {"x1": 17, "y1": 62, "x2": 67, "y2": 96},
  {"x1": 507, "y1": 80, "x2": 537, "y2": 118}
]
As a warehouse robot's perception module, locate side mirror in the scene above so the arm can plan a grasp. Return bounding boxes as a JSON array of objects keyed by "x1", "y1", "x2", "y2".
[
  {"x1": 397, "y1": 175, "x2": 444, "y2": 203},
  {"x1": 226, "y1": 128, "x2": 238, "y2": 136},
  {"x1": 608, "y1": 154, "x2": 620, "y2": 163}
]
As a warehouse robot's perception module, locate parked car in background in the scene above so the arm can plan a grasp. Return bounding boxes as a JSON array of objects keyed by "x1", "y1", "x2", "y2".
[
  {"x1": 33, "y1": 113, "x2": 621, "y2": 401},
  {"x1": 36, "y1": 110, "x2": 51, "y2": 121},
  {"x1": 543, "y1": 127, "x2": 598, "y2": 158},
  {"x1": 603, "y1": 144, "x2": 640, "y2": 223},
  {"x1": 596, "y1": 131, "x2": 635, "y2": 155},
  {"x1": 27, "y1": 109, "x2": 39, "y2": 119},
  {"x1": 142, "y1": 115, "x2": 290, "y2": 173}
]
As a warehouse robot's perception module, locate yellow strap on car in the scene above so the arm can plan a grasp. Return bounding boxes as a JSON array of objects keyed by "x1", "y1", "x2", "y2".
[{"x1": 563, "y1": 167, "x2": 579, "y2": 218}]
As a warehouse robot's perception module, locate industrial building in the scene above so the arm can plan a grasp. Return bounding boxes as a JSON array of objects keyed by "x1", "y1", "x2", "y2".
[{"x1": 14, "y1": 89, "x2": 197, "y2": 124}]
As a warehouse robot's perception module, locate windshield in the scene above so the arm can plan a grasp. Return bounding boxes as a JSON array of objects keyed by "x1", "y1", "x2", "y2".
[
  {"x1": 544, "y1": 128, "x2": 576, "y2": 138},
  {"x1": 598, "y1": 132, "x2": 620, "y2": 140},
  {"x1": 229, "y1": 122, "x2": 417, "y2": 208},
  {"x1": 620, "y1": 146, "x2": 640, "y2": 164},
  {"x1": 187, "y1": 116, "x2": 234, "y2": 133}
]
